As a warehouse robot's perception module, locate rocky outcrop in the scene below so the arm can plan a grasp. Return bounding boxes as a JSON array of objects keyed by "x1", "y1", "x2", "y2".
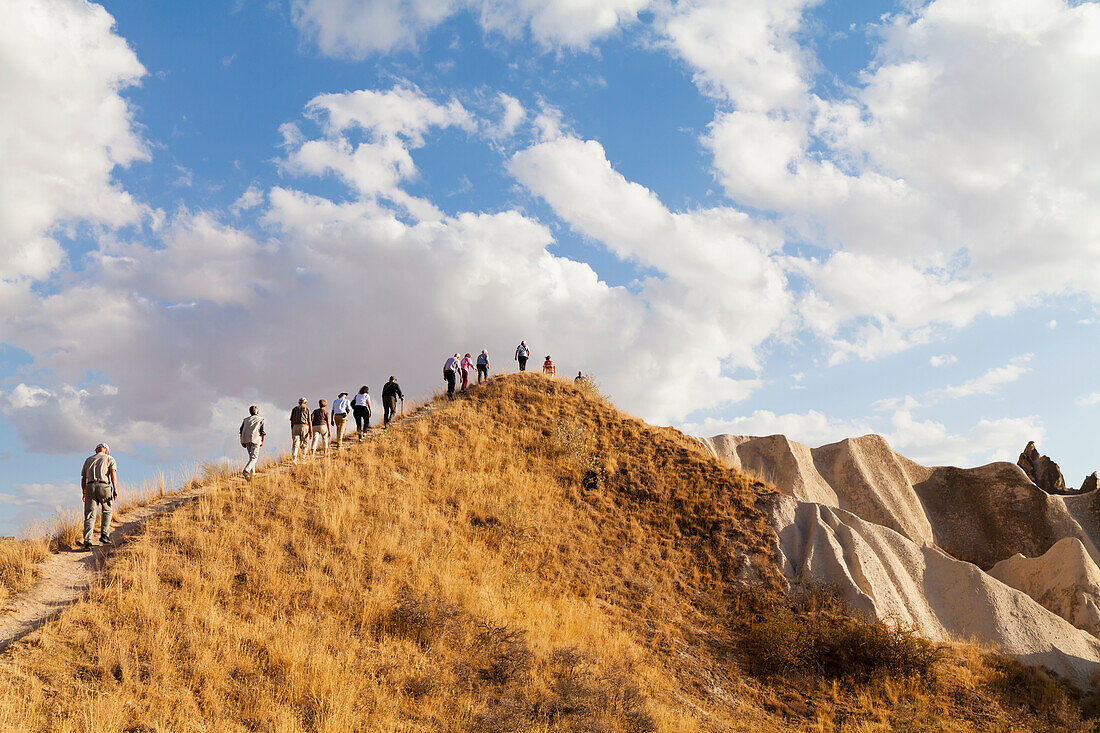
[
  {"x1": 698, "y1": 433, "x2": 1098, "y2": 569},
  {"x1": 1082, "y1": 472, "x2": 1099, "y2": 494},
  {"x1": 1018, "y1": 441, "x2": 1068, "y2": 494},
  {"x1": 767, "y1": 494, "x2": 1100, "y2": 689},
  {"x1": 701, "y1": 429, "x2": 1100, "y2": 682},
  {"x1": 990, "y1": 538, "x2": 1100, "y2": 637}
]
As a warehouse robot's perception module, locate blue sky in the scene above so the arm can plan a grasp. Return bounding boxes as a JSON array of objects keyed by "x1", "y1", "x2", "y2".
[{"x1": 0, "y1": 0, "x2": 1096, "y2": 534}]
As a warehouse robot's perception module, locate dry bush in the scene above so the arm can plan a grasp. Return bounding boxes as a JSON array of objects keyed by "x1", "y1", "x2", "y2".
[{"x1": 743, "y1": 605, "x2": 941, "y2": 682}]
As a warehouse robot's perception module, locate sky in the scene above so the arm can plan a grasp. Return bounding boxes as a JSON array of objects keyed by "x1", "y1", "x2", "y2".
[{"x1": 0, "y1": 0, "x2": 1097, "y2": 534}]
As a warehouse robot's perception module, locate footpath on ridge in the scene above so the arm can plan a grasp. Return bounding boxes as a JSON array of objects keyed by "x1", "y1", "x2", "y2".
[{"x1": 0, "y1": 396, "x2": 447, "y2": 654}]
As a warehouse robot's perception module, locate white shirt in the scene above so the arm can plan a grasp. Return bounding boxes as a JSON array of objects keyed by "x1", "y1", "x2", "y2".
[
  {"x1": 352, "y1": 393, "x2": 371, "y2": 408},
  {"x1": 444, "y1": 356, "x2": 460, "y2": 371},
  {"x1": 332, "y1": 397, "x2": 351, "y2": 415}
]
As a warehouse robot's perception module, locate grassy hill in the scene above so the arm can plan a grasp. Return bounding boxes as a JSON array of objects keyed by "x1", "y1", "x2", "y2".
[{"x1": 0, "y1": 374, "x2": 1092, "y2": 731}]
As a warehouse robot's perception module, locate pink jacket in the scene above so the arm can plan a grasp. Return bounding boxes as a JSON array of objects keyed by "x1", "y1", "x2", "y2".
[{"x1": 460, "y1": 356, "x2": 474, "y2": 372}]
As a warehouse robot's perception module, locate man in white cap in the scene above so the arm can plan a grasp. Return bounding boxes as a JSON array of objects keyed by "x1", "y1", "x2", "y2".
[{"x1": 80, "y1": 443, "x2": 118, "y2": 550}]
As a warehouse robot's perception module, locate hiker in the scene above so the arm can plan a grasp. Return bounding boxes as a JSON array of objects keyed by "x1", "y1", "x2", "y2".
[
  {"x1": 515, "y1": 341, "x2": 530, "y2": 371},
  {"x1": 382, "y1": 376, "x2": 404, "y2": 428},
  {"x1": 80, "y1": 443, "x2": 117, "y2": 549},
  {"x1": 331, "y1": 392, "x2": 351, "y2": 447},
  {"x1": 291, "y1": 397, "x2": 312, "y2": 464},
  {"x1": 352, "y1": 386, "x2": 372, "y2": 441},
  {"x1": 574, "y1": 371, "x2": 585, "y2": 384},
  {"x1": 476, "y1": 349, "x2": 490, "y2": 384},
  {"x1": 310, "y1": 398, "x2": 331, "y2": 456},
  {"x1": 239, "y1": 405, "x2": 266, "y2": 480},
  {"x1": 444, "y1": 353, "x2": 460, "y2": 399},
  {"x1": 460, "y1": 353, "x2": 474, "y2": 391},
  {"x1": 543, "y1": 355, "x2": 556, "y2": 376}
]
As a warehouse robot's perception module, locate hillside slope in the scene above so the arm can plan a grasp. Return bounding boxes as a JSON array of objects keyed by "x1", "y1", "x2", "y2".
[{"x1": 0, "y1": 376, "x2": 1092, "y2": 731}]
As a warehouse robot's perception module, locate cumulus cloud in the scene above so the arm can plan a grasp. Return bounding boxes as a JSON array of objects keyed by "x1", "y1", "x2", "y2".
[
  {"x1": 663, "y1": 0, "x2": 1100, "y2": 363},
  {"x1": 0, "y1": 0, "x2": 148, "y2": 282},
  {"x1": 685, "y1": 409, "x2": 874, "y2": 448},
  {"x1": 926, "y1": 354, "x2": 1033, "y2": 401},
  {"x1": 1078, "y1": 393, "x2": 1100, "y2": 407},
  {"x1": 231, "y1": 185, "x2": 265, "y2": 215},
  {"x1": 291, "y1": 0, "x2": 650, "y2": 57},
  {"x1": 929, "y1": 354, "x2": 957, "y2": 367},
  {"x1": 887, "y1": 410, "x2": 1043, "y2": 468},
  {"x1": 508, "y1": 135, "x2": 793, "y2": 411},
  {"x1": 280, "y1": 85, "x2": 474, "y2": 220}
]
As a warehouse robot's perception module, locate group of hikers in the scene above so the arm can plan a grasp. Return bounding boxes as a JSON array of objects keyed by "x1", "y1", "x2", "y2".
[
  {"x1": 238, "y1": 376, "x2": 407, "y2": 479},
  {"x1": 76, "y1": 342, "x2": 586, "y2": 549},
  {"x1": 441, "y1": 342, "x2": 572, "y2": 399}
]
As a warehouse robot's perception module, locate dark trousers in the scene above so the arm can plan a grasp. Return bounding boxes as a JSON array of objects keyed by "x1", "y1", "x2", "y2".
[
  {"x1": 383, "y1": 396, "x2": 397, "y2": 426},
  {"x1": 444, "y1": 369, "x2": 456, "y2": 398},
  {"x1": 477, "y1": 365, "x2": 488, "y2": 384},
  {"x1": 353, "y1": 405, "x2": 370, "y2": 432},
  {"x1": 518, "y1": 357, "x2": 528, "y2": 371}
]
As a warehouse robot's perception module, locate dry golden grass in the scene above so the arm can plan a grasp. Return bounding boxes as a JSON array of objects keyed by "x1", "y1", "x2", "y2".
[{"x1": 0, "y1": 374, "x2": 1093, "y2": 731}]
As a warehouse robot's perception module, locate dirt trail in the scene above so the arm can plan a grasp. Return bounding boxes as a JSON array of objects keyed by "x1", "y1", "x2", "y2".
[{"x1": 0, "y1": 397, "x2": 445, "y2": 654}]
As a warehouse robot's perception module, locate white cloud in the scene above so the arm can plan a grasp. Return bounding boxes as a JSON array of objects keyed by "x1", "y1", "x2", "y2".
[
  {"x1": 926, "y1": 354, "x2": 1032, "y2": 401},
  {"x1": 508, "y1": 135, "x2": 792, "y2": 395},
  {"x1": 1078, "y1": 393, "x2": 1100, "y2": 407},
  {"x1": 1047, "y1": 319, "x2": 1058, "y2": 329},
  {"x1": 887, "y1": 409, "x2": 1043, "y2": 468},
  {"x1": 686, "y1": 409, "x2": 874, "y2": 448},
  {"x1": 929, "y1": 354, "x2": 957, "y2": 367},
  {"x1": 231, "y1": 184, "x2": 265, "y2": 215},
  {"x1": 662, "y1": 0, "x2": 1100, "y2": 363},
  {"x1": 487, "y1": 93, "x2": 526, "y2": 141},
  {"x1": 0, "y1": 0, "x2": 148, "y2": 281},
  {"x1": 660, "y1": 0, "x2": 819, "y2": 113},
  {"x1": 280, "y1": 85, "x2": 474, "y2": 220},
  {"x1": 291, "y1": 0, "x2": 650, "y2": 57}
]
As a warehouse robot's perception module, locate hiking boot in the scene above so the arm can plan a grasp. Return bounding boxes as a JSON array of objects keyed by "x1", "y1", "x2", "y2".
[
  {"x1": 80, "y1": 541, "x2": 92, "y2": 550},
  {"x1": 99, "y1": 536, "x2": 112, "y2": 545}
]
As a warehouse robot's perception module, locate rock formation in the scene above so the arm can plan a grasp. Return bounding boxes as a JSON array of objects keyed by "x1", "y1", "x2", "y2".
[
  {"x1": 1082, "y1": 472, "x2": 1099, "y2": 494},
  {"x1": 990, "y1": 538, "x2": 1100, "y2": 637},
  {"x1": 699, "y1": 430, "x2": 1100, "y2": 685},
  {"x1": 698, "y1": 434, "x2": 1096, "y2": 569},
  {"x1": 1018, "y1": 440, "x2": 1068, "y2": 494},
  {"x1": 766, "y1": 494, "x2": 1100, "y2": 689}
]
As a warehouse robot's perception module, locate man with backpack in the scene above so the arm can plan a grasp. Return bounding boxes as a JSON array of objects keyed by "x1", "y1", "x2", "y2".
[
  {"x1": 80, "y1": 443, "x2": 118, "y2": 549},
  {"x1": 239, "y1": 405, "x2": 266, "y2": 480},
  {"x1": 382, "y1": 376, "x2": 404, "y2": 427},
  {"x1": 514, "y1": 341, "x2": 530, "y2": 371},
  {"x1": 290, "y1": 397, "x2": 312, "y2": 464}
]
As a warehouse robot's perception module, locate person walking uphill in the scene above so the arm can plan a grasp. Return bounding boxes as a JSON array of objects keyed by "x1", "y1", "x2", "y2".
[
  {"x1": 332, "y1": 392, "x2": 351, "y2": 448},
  {"x1": 444, "y1": 353, "x2": 460, "y2": 399},
  {"x1": 382, "y1": 376, "x2": 404, "y2": 427},
  {"x1": 291, "y1": 398, "x2": 312, "y2": 465},
  {"x1": 352, "y1": 386, "x2": 372, "y2": 442},
  {"x1": 310, "y1": 399, "x2": 332, "y2": 457},
  {"x1": 460, "y1": 353, "x2": 474, "y2": 391},
  {"x1": 80, "y1": 443, "x2": 118, "y2": 549},
  {"x1": 543, "y1": 355, "x2": 556, "y2": 376},
  {"x1": 239, "y1": 406, "x2": 266, "y2": 480},
  {"x1": 476, "y1": 349, "x2": 490, "y2": 384},
  {"x1": 515, "y1": 341, "x2": 530, "y2": 371}
]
